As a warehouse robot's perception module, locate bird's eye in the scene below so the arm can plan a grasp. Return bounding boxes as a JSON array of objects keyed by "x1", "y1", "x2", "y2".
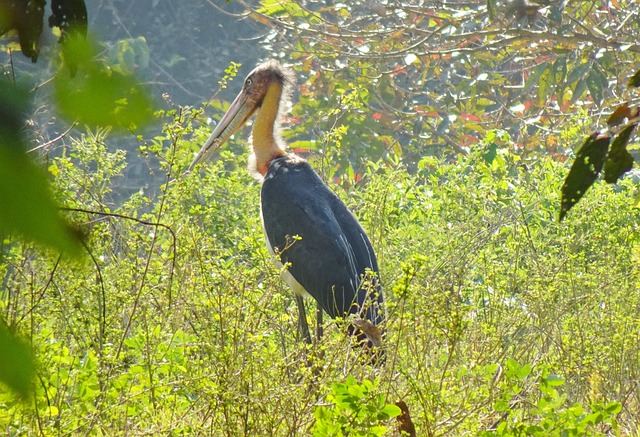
[{"x1": 245, "y1": 78, "x2": 253, "y2": 87}]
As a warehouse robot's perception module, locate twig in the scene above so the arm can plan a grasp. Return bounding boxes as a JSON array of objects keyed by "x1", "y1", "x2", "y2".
[
  {"x1": 9, "y1": 48, "x2": 15, "y2": 85},
  {"x1": 60, "y1": 207, "x2": 177, "y2": 290},
  {"x1": 27, "y1": 122, "x2": 78, "y2": 153}
]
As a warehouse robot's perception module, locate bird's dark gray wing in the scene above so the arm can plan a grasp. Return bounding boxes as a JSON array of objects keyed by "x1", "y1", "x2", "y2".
[{"x1": 261, "y1": 156, "x2": 383, "y2": 324}]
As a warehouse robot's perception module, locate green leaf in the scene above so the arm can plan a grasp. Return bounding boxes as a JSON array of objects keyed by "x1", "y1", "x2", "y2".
[
  {"x1": 605, "y1": 401, "x2": 622, "y2": 414},
  {"x1": 482, "y1": 143, "x2": 498, "y2": 164},
  {"x1": 0, "y1": 81, "x2": 82, "y2": 255},
  {"x1": 494, "y1": 400, "x2": 510, "y2": 412},
  {"x1": 0, "y1": 323, "x2": 35, "y2": 399},
  {"x1": 571, "y1": 77, "x2": 588, "y2": 104},
  {"x1": 586, "y1": 69, "x2": 605, "y2": 105},
  {"x1": 604, "y1": 124, "x2": 635, "y2": 184},
  {"x1": 538, "y1": 68, "x2": 552, "y2": 106},
  {"x1": 0, "y1": 148, "x2": 82, "y2": 253},
  {"x1": 566, "y1": 62, "x2": 590, "y2": 85},
  {"x1": 377, "y1": 403, "x2": 401, "y2": 420},
  {"x1": 516, "y1": 363, "x2": 532, "y2": 379},
  {"x1": 560, "y1": 133, "x2": 610, "y2": 221},
  {"x1": 524, "y1": 62, "x2": 547, "y2": 94},
  {"x1": 53, "y1": 37, "x2": 154, "y2": 130},
  {"x1": 543, "y1": 373, "x2": 565, "y2": 386}
]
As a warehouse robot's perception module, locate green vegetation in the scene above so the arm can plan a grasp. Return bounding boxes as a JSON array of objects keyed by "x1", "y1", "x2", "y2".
[
  {"x1": 1, "y1": 109, "x2": 638, "y2": 434},
  {"x1": 2, "y1": 1, "x2": 640, "y2": 435}
]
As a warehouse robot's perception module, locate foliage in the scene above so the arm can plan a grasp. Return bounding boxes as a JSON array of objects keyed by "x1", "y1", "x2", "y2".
[
  {"x1": 560, "y1": 133, "x2": 611, "y2": 220},
  {"x1": 0, "y1": 77, "x2": 83, "y2": 400},
  {"x1": 0, "y1": 113, "x2": 638, "y2": 434},
  {"x1": 0, "y1": 79, "x2": 82, "y2": 255},
  {"x1": 560, "y1": 75, "x2": 639, "y2": 220},
  {"x1": 53, "y1": 36, "x2": 154, "y2": 130},
  {"x1": 480, "y1": 360, "x2": 620, "y2": 436},
  {"x1": 312, "y1": 376, "x2": 401, "y2": 436},
  {"x1": 236, "y1": 0, "x2": 640, "y2": 172},
  {"x1": 0, "y1": 326, "x2": 33, "y2": 400},
  {"x1": 0, "y1": 0, "x2": 154, "y2": 400},
  {"x1": 234, "y1": 0, "x2": 640, "y2": 221}
]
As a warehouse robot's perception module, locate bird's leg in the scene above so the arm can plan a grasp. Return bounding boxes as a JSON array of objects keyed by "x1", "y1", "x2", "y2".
[
  {"x1": 295, "y1": 294, "x2": 312, "y2": 344},
  {"x1": 315, "y1": 302, "x2": 323, "y2": 343}
]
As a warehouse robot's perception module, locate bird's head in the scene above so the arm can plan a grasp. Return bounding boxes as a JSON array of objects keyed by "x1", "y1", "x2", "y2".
[{"x1": 188, "y1": 60, "x2": 296, "y2": 172}]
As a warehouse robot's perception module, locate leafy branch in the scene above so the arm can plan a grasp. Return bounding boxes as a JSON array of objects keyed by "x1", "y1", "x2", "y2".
[{"x1": 559, "y1": 70, "x2": 640, "y2": 220}]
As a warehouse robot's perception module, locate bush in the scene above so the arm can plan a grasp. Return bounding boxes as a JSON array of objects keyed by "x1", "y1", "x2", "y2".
[{"x1": 0, "y1": 116, "x2": 638, "y2": 435}]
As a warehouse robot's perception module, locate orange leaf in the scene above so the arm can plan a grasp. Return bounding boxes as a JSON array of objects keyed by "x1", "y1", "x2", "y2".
[
  {"x1": 460, "y1": 113, "x2": 481, "y2": 121},
  {"x1": 607, "y1": 102, "x2": 631, "y2": 127}
]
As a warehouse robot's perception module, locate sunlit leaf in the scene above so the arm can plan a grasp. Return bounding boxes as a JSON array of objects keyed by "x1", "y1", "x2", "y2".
[
  {"x1": 53, "y1": 37, "x2": 154, "y2": 130},
  {"x1": 538, "y1": 68, "x2": 551, "y2": 107},
  {"x1": 377, "y1": 403, "x2": 401, "y2": 420},
  {"x1": 605, "y1": 401, "x2": 623, "y2": 414},
  {"x1": 391, "y1": 140, "x2": 402, "y2": 156},
  {"x1": 404, "y1": 53, "x2": 417, "y2": 65},
  {"x1": 604, "y1": 124, "x2": 635, "y2": 184},
  {"x1": 560, "y1": 133, "x2": 610, "y2": 221},
  {"x1": 544, "y1": 373, "x2": 565, "y2": 386}
]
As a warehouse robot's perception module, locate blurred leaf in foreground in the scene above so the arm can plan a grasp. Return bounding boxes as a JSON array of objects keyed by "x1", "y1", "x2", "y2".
[
  {"x1": 54, "y1": 36, "x2": 154, "y2": 130},
  {"x1": 604, "y1": 124, "x2": 635, "y2": 184},
  {"x1": 560, "y1": 134, "x2": 610, "y2": 221},
  {"x1": 49, "y1": 0, "x2": 87, "y2": 44},
  {"x1": 49, "y1": 0, "x2": 88, "y2": 76},
  {"x1": 0, "y1": 79, "x2": 82, "y2": 255},
  {"x1": 0, "y1": 324, "x2": 34, "y2": 400},
  {"x1": 0, "y1": 0, "x2": 45, "y2": 61}
]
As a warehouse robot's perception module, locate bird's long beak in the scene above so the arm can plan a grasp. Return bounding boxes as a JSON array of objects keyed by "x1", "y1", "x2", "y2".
[{"x1": 187, "y1": 89, "x2": 256, "y2": 172}]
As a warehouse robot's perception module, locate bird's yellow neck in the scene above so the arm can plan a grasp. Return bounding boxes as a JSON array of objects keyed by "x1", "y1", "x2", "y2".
[{"x1": 252, "y1": 81, "x2": 286, "y2": 176}]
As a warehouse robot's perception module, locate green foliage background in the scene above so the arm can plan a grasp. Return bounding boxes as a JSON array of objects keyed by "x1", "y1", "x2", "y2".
[{"x1": 1, "y1": 108, "x2": 639, "y2": 434}]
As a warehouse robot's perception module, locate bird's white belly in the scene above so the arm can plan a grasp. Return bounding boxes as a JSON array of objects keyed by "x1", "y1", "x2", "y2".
[{"x1": 261, "y1": 217, "x2": 312, "y2": 299}]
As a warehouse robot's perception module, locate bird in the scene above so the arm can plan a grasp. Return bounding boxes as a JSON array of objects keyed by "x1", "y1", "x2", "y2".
[{"x1": 188, "y1": 60, "x2": 384, "y2": 348}]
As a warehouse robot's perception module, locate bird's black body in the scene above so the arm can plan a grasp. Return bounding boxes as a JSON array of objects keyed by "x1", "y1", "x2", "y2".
[{"x1": 261, "y1": 155, "x2": 383, "y2": 327}]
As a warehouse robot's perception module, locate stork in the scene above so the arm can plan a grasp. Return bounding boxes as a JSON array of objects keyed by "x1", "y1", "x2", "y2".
[{"x1": 188, "y1": 60, "x2": 384, "y2": 348}]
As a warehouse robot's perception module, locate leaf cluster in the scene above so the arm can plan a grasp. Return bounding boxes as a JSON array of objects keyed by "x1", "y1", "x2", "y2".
[
  {"x1": 239, "y1": 0, "x2": 640, "y2": 177},
  {"x1": 560, "y1": 73, "x2": 640, "y2": 220},
  {"x1": 312, "y1": 376, "x2": 401, "y2": 437}
]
